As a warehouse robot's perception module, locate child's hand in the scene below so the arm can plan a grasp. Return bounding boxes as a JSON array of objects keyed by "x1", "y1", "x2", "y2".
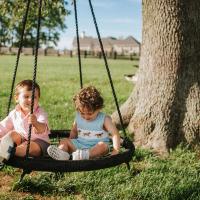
[
  {"x1": 28, "y1": 114, "x2": 38, "y2": 126},
  {"x1": 111, "y1": 149, "x2": 119, "y2": 155},
  {"x1": 28, "y1": 114, "x2": 46, "y2": 134}
]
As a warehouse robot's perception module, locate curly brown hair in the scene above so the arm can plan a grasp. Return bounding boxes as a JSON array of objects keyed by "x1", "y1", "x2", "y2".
[{"x1": 73, "y1": 86, "x2": 104, "y2": 112}]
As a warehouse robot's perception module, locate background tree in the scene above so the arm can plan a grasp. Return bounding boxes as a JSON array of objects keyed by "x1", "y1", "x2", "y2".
[
  {"x1": 0, "y1": 0, "x2": 70, "y2": 47},
  {"x1": 0, "y1": 1, "x2": 13, "y2": 46},
  {"x1": 112, "y1": 0, "x2": 200, "y2": 153},
  {"x1": 0, "y1": 16, "x2": 10, "y2": 47}
]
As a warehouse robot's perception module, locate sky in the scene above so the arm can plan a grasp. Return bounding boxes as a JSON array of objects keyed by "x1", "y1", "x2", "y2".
[{"x1": 57, "y1": 0, "x2": 142, "y2": 50}]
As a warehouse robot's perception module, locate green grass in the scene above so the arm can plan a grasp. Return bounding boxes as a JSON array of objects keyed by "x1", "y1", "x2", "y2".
[
  {"x1": 0, "y1": 55, "x2": 137, "y2": 129},
  {"x1": 1, "y1": 55, "x2": 200, "y2": 200},
  {"x1": 1, "y1": 147, "x2": 200, "y2": 200}
]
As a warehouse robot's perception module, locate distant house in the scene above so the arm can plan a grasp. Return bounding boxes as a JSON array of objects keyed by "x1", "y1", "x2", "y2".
[{"x1": 72, "y1": 34, "x2": 140, "y2": 55}]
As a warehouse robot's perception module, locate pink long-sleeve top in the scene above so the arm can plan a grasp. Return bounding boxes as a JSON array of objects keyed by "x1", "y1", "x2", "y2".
[{"x1": 0, "y1": 105, "x2": 50, "y2": 143}]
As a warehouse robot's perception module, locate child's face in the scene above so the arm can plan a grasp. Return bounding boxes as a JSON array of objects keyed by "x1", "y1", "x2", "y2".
[
  {"x1": 78, "y1": 106, "x2": 100, "y2": 121},
  {"x1": 15, "y1": 88, "x2": 39, "y2": 113}
]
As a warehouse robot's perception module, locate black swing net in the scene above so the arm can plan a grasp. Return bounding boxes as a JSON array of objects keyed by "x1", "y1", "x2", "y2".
[{"x1": 2, "y1": 0, "x2": 135, "y2": 177}]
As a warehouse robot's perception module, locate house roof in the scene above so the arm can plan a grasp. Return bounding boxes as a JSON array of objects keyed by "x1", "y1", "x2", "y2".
[{"x1": 72, "y1": 36, "x2": 140, "y2": 49}]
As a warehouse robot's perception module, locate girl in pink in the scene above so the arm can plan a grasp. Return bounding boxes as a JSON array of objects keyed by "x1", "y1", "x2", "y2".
[{"x1": 0, "y1": 80, "x2": 50, "y2": 162}]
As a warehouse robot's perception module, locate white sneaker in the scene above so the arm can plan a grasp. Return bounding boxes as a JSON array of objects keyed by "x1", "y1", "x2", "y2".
[
  {"x1": 47, "y1": 145, "x2": 70, "y2": 160},
  {"x1": 0, "y1": 134, "x2": 14, "y2": 160},
  {"x1": 72, "y1": 149, "x2": 89, "y2": 160}
]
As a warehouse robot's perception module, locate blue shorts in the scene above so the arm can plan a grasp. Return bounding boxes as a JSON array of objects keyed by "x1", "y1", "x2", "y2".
[{"x1": 71, "y1": 137, "x2": 110, "y2": 150}]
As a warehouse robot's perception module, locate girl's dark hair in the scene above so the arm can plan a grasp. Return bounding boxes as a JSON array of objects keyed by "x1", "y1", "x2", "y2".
[
  {"x1": 73, "y1": 86, "x2": 104, "y2": 111},
  {"x1": 14, "y1": 79, "x2": 40, "y2": 97}
]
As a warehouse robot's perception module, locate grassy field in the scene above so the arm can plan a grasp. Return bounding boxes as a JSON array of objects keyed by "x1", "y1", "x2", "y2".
[
  {"x1": 0, "y1": 55, "x2": 200, "y2": 200},
  {"x1": 0, "y1": 55, "x2": 137, "y2": 129}
]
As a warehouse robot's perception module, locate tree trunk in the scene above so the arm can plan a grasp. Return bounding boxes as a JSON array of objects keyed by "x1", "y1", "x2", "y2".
[{"x1": 112, "y1": 0, "x2": 200, "y2": 153}]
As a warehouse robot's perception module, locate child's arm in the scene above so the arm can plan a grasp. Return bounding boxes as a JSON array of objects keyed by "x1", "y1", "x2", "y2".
[
  {"x1": 0, "y1": 116, "x2": 14, "y2": 138},
  {"x1": 69, "y1": 121, "x2": 78, "y2": 139},
  {"x1": 28, "y1": 114, "x2": 47, "y2": 134},
  {"x1": 104, "y1": 116, "x2": 120, "y2": 155}
]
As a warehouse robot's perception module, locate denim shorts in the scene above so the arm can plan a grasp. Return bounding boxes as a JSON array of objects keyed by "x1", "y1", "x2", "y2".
[{"x1": 71, "y1": 137, "x2": 110, "y2": 150}]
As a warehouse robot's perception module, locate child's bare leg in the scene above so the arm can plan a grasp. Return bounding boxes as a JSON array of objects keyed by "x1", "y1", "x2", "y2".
[
  {"x1": 9, "y1": 131, "x2": 23, "y2": 145},
  {"x1": 89, "y1": 142, "x2": 109, "y2": 159},
  {"x1": 15, "y1": 141, "x2": 41, "y2": 157},
  {"x1": 8, "y1": 131, "x2": 41, "y2": 157},
  {"x1": 59, "y1": 138, "x2": 76, "y2": 154}
]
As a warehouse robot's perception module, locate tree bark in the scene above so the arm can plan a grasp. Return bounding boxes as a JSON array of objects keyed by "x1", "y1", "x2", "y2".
[
  {"x1": 113, "y1": 0, "x2": 200, "y2": 153},
  {"x1": 112, "y1": 90, "x2": 137, "y2": 128}
]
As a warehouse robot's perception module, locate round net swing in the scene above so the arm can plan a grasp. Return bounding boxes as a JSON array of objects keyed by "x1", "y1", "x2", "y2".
[{"x1": 1, "y1": 0, "x2": 135, "y2": 180}]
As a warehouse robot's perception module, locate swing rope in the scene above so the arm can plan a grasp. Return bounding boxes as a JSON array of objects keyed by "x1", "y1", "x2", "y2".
[
  {"x1": 88, "y1": 0, "x2": 127, "y2": 137},
  {"x1": 25, "y1": 0, "x2": 43, "y2": 158},
  {"x1": 4, "y1": 0, "x2": 134, "y2": 176},
  {"x1": 7, "y1": 0, "x2": 31, "y2": 116},
  {"x1": 73, "y1": 0, "x2": 83, "y2": 89}
]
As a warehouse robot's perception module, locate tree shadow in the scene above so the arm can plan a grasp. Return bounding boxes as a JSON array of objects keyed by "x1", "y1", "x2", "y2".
[{"x1": 12, "y1": 174, "x2": 77, "y2": 196}]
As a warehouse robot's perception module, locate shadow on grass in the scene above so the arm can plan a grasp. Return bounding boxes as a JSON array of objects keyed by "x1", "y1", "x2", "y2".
[{"x1": 12, "y1": 174, "x2": 77, "y2": 196}]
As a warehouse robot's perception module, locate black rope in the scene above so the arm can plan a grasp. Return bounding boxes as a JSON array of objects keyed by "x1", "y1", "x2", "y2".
[
  {"x1": 73, "y1": 0, "x2": 83, "y2": 88},
  {"x1": 26, "y1": 0, "x2": 43, "y2": 158},
  {"x1": 88, "y1": 0, "x2": 127, "y2": 137},
  {"x1": 7, "y1": 0, "x2": 31, "y2": 116}
]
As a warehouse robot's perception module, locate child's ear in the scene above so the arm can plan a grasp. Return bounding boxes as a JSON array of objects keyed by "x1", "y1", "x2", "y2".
[{"x1": 14, "y1": 95, "x2": 18, "y2": 103}]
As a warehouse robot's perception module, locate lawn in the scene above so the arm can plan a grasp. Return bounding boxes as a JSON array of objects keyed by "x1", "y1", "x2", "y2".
[
  {"x1": 0, "y1": 55, "x2": 200, "y2": 200},
  {"x1": 0, "y1": 55, "x2": 137, "y2": 129}
]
